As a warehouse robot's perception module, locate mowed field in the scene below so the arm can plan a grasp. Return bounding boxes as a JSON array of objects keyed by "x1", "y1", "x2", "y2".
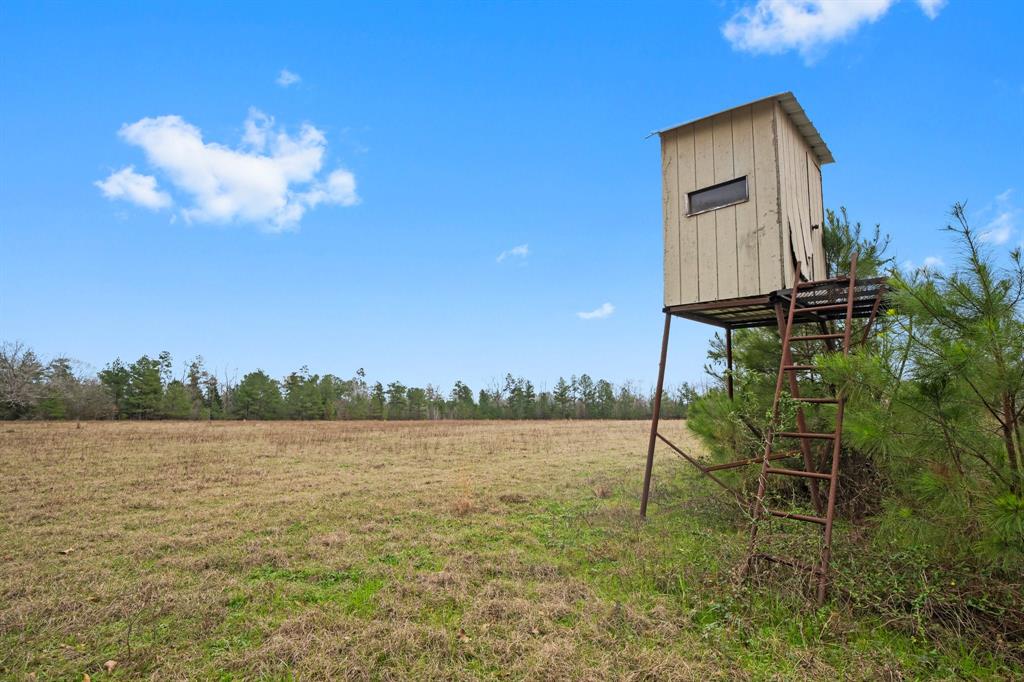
[{"x1": 0, "y1": 421, "x2": 1013, "y2": 680}]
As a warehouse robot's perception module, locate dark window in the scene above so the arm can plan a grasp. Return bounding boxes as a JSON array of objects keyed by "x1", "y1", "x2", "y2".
[{"x1": 687, "y1": 176, "x2": 748, "y2": 215}]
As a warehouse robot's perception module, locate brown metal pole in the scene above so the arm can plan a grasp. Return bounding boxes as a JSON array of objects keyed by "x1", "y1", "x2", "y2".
[
  {"x1": 859, "y1": 283, "x2": 887, "y2": 347},
  {"x1": 640, "y1": 312, "x2": 671, "y2": 518},
  {"x1": 725, "y1": 328, "x2": 735, "y2": 401},
  {"x1": 657, "y1": 433, "x2": 744, "y2": 505}
]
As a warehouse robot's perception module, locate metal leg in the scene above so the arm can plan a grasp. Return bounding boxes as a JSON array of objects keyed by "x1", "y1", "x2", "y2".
[
  {"x1": 725, "y1": 328, "x2": 734, "y2": 401},
  {"x1": 640, "y1": 312, "x2": 672, "y2": 518},
  {"x1": 817, "y1": 252, "x2": 860, "y2": 604},
  {"x1": 817, "y1": 396, "x2": 845, "y2": 604}
]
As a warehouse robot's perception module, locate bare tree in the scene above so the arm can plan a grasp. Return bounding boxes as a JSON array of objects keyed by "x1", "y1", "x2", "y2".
[{"x1": 0, "y1": 341, "x2": 44, "y2": 418}]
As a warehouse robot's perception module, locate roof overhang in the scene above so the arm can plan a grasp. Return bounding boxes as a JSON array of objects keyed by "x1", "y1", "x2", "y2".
[{"x1": 649, "y1": 91, "x2": 834, "y2": 166}]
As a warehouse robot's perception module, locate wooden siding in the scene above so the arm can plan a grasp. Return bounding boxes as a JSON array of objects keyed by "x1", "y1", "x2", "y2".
[
  {"x1": 732, "y1": 105, "x2": 760, "y2": 297},
  {"x1": 776, "y1": 101, "x2": 799, "y2": 283},
  {"x1": 712, "y1": 113, "x2": 738, "y2": 299},
  {"x1": 775, "y1": 101, "x2": 826, "y2": 281},
  {"x1": 676, "y1": 126, "x2": 699, "y2": 301},
  {"x1": 661, "y1": 103, "x2": 783, "y2": 306},
  {"x1": 807, "y1": 158, "x2": 826, "y2": 276},
  {"x1": 662, "y1": 130, "x2": 680, "y2": 305},
  {"x1": 693, "y1": 118, "x2": 718, "y2": 301},
  {"x1": 752, "y1": 100, "x2": 783, "y2": 294}
]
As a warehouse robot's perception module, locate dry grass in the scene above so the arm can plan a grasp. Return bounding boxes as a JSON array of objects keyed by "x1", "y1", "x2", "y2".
[{"x1": 0, "y1": 421, "x2": 1014, "y2": 680}]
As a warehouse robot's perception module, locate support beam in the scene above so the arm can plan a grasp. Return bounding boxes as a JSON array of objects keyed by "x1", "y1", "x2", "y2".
[
  {"x1": 640, "y1": 312, "x2": 671, "y2": 518},
  {"x1": 725, "y1": 328, "x2": 734, "y2": 401},
  {"x1": 657, "y1": 433, "x2": 743, "y2": 505}
]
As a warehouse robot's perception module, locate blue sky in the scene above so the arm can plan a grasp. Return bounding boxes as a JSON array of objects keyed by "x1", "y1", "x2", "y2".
[{"x1": 1, "y1": 1, "x2": 1022, "y2": 393}]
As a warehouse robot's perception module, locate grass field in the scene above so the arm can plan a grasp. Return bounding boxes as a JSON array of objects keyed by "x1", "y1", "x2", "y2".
[{"x1": 0, "y1": 421, "x2": 1017, "y2": 680}]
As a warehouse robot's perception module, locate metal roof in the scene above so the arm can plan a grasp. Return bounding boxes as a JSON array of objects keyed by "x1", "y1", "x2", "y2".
[{"x1": 650, "y1": 92, "x2": 834, "y2": 165}]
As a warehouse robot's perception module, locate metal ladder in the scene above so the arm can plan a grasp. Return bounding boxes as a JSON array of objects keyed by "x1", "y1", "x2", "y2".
[{"x1": 744, "y1": 253, "x2": 860, "y2": 605}]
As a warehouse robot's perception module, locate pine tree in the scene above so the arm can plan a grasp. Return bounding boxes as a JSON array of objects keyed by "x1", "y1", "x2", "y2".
[{"x1": 553, "y1": 377, "x2": 571, "y2": 418}]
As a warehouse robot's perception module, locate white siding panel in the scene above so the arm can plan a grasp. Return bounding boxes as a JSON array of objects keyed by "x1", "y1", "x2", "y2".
[
  {"x1": 676, "y1": 126, "x2": 699, "y2": 303},
  {"x1": 807, "y1": 156, "x2": 826, "y2": 279},
  {"x1": 712, "y1": 112, "x2": 738, "y2": 299},
  {"x1": 777, "y1": 102, "x2": 813, "y2": 282},
  {"x1": 753, "y1": 101, "x2": 783, "y2": 292},
  {"x1": 732, "y1": 105, "x2": 760, "y2": 296},
  {"x1": 795, "y1": 133, "x2": 813, "y2": 277},
  {"x1": 693, "y1": 118, "x2": 718, "y2": 301},
  {"x1": 662, "y1": 132, "x2": 680, "y2": 306}
]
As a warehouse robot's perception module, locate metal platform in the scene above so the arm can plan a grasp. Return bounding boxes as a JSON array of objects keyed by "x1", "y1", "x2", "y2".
[{"x1": 664, "y1": 276, "x2": 890, "y2": 330}]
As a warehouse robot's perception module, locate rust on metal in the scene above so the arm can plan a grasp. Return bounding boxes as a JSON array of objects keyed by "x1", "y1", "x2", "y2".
[
  {"x1": 656, "y1": 433, "x2": 744, "y2": 505},
  {"x1": 725, "y1": 328, "x2": 735, "y2": 401},
  {"x1": 704, "y1": 450, "x2": 798, "y2": 472},
  {"x1": 639, "y1": 312, "x2": 671, "y2": 518}
]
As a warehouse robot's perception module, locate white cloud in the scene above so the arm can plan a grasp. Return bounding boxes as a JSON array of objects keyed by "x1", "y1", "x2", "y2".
[
  {"x1": 916, "y1": 0, "x2": 947, "y2": 20},
  {"x1": 95, "y1": 166, "x2": 172, "y2": 210},
  {"x1": 980, "y1": 213, "x2": 1014, "y2": 245},
  {"x1": 242, "y1": 107, "x2": 274, "y2": 151},
  {"x1": 722, "y1": 0, "x2": 944, "y2": 62},
  {"x1": 900, "y1": 256, "x2": 944, "y2": 273},
  {"x1": 276, "y1": 69, "x2": 301, "y2": 87},
  {"x1": 102, "y1": 109, "x2": 358, "y2": 231},
  {"x1": 980, "y1": 188, "x2": 1017, "y2": 245},
  {"x1": 577, "y1": 303, "x2": 615, "y2": 320},
  {"x1": 905, "y1": 254, "x2": 942, "y2": 274},
  {"x1": 496, "y1": 244, "x2": 529, "y2": 263}
]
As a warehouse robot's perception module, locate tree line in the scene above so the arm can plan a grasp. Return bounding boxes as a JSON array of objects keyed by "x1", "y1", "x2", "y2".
[{"x1": 0, "y1": 345, "x2": 695, "y2": 421}]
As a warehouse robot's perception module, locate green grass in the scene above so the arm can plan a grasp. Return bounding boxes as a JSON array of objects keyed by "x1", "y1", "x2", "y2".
[{"x1": 0, "y1": 420, "x2": 1018, "y2": 679}]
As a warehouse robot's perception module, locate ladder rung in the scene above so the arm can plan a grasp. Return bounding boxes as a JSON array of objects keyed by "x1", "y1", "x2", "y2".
[
  {"x1": 782, "y1": 365, "x2": 816, "y2": 371},
  {"x1": 776, "y1": 431, "x2": 836, "y2": 440},
  {"x1": 796, "y1": 303, "x2": 848, "y2": 313},
  {"x1": 794, "y1": 397, "x2": 838, "y2": 404},
  {"x1": 767, "y1": 509, "x2": 827, "y2": 525},
  {"x1": 704, "y1": 452, "x2": 792, "y2": 472},
  {"x1": 766, "y1": 467, "x2": 832, "y2": 480},
  {"x1": 790, "y1": 333, "x2": 844, "y2": 342}
]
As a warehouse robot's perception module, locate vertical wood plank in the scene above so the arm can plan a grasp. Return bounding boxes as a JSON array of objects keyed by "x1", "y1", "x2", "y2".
[
  {"x1": 753, "y1": 100, "x2": 782, "y2": 292},
  {"x1": 732, "y1": 105, "x2": 760, "y2": 296},
  {"x1": 776, "y1": 103, "x2": 796, "y2": 285},
  {"x1": 785, "y1": 115, "x2": 799, "y2": 271},
  {"x1": 794, "y1": 132, "x2": 813, "y2": 276},
  {"x1": 807, "y1": 156, "x2": 826, "y2": 278},
  {"x1": 676, "y1": 126, "x2": 699, "y2": 303},
  {"x1": 712, "y1": 112, "x2": 738, "y2": 299},
  {"x1": 778, "y1": 103, "x2": 806, "y2": 281},
  {"x1": 693, "y1": 118, "x2": 718, "y2": 301},
  {"x1": 661, "y1": 132, "x2": 680, "y2": 306}
]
